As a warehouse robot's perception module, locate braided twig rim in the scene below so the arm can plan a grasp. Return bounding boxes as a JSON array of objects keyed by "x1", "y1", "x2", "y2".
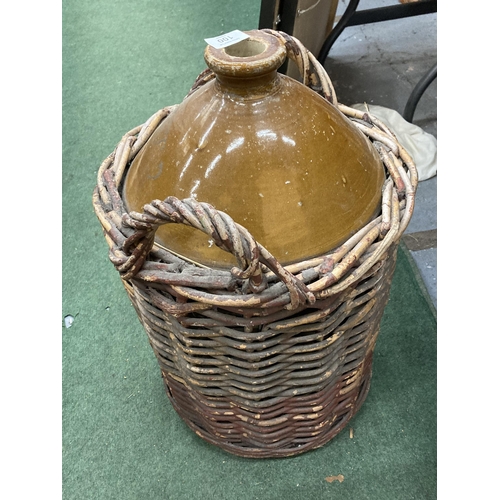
[{"x1": 92, "y1": 29, "x2": 417, "y2": 312}]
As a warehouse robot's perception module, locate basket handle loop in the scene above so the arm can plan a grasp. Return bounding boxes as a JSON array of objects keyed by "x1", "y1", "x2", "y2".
[
  {"x1": 119, "y1": 197, "x2": 315, "y2": 309},
  {"x1": 261, "y1": 29, "x2": 338, "y2": 106}
]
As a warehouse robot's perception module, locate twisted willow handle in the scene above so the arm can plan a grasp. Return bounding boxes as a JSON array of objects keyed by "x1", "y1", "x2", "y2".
[
  {"x1": 262, "y1": 29, "x2": 338, "y2": 105},
  {"x1": 119, "y1": 197, "x2": 316, "y2": 310}
]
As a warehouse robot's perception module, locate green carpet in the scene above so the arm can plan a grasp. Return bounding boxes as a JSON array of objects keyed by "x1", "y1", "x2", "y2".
[{"x1": 62, "y1": 1, "x2": 437, "y2": 498}]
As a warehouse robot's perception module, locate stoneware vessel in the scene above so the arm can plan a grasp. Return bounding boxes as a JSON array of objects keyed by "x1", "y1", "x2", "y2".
[
  {"x1": 123, "y1": 29, "x2": 385, "y2": 268},
  {"x1": 94, "y1": 28, "x2": 417, "y2": 458}
]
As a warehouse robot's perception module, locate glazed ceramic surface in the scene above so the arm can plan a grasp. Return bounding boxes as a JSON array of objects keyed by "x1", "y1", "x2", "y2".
[{"x1": 123, "y1": 31, "x2": 385, "y2": 268}]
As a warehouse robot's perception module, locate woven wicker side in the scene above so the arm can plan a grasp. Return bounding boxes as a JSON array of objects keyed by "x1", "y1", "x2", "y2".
[
  {"x1": 92, "y1": 29, "x2": 417, "y2": 458},
  {"x1": 126, "y1": 244, "x2": 397, "y2": 457}
]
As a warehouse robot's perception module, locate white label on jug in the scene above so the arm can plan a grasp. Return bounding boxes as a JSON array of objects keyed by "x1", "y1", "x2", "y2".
[{"x1": 205, "y1": 30, "x2": 249, "y2": 49}]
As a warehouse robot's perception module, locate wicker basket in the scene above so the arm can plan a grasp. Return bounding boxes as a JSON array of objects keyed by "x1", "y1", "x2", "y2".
[{"x1": 93, "y1": 30, "x2": 417, "y2": 458}]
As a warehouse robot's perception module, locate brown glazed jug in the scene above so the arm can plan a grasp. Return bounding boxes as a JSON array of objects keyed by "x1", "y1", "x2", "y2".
[{"x1": 123, "y1": 30, "x2": 385, "y2": 268}]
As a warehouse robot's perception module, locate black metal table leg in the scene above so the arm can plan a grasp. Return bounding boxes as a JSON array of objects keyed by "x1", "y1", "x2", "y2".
[
  {"x1": 317, "y1": 0, "x2": 360, "y2": 66},
  {"x1": 403, "y1": 63, "x2": 437, "y2": 123}
]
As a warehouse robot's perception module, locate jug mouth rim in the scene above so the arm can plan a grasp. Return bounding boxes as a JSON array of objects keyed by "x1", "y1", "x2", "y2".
[{"x1": 204, "y1": 30, "x2": 286, "y2": 78}]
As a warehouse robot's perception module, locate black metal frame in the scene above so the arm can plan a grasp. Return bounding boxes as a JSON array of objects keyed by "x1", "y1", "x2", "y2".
[
  {"x1": 259, "y1": 0, "x2": 437, "y2": 122},
  {"x1": 258, "y1": 0, "x2": 302, "y2": 74},
  {"x1": 317, "y1": 0, "x2": 437, "y2": 64},
  {"x1": 319, "y1": 0, "x2": 437, "y2": 123}
]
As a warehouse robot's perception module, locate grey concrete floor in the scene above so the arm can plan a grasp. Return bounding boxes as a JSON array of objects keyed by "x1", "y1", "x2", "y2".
[{"x1": 322, "y1": 0, "x2": 437, "y2": 308}]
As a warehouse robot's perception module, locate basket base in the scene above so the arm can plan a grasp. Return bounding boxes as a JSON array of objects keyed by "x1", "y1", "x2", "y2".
[{"x1": 162, "y1": 352, "x2": 374, "y2": 458}]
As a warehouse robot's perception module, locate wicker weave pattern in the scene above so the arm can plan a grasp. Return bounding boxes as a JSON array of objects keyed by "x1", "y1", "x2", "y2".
[
  {"x1": 92, "y1": 29, "x2": 417, "y2": 458},
  {"x1": 126, "y1": 245, "x2": 396, "y2": 457}
]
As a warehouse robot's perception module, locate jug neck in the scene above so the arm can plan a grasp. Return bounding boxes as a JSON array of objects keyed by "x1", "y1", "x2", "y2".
[
  {"x1": 204, "y1": 30, "x2": 287, "y2": 99},
  {"x1": 214, "y1": 71, "x2": 281, "y2": 99}
]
